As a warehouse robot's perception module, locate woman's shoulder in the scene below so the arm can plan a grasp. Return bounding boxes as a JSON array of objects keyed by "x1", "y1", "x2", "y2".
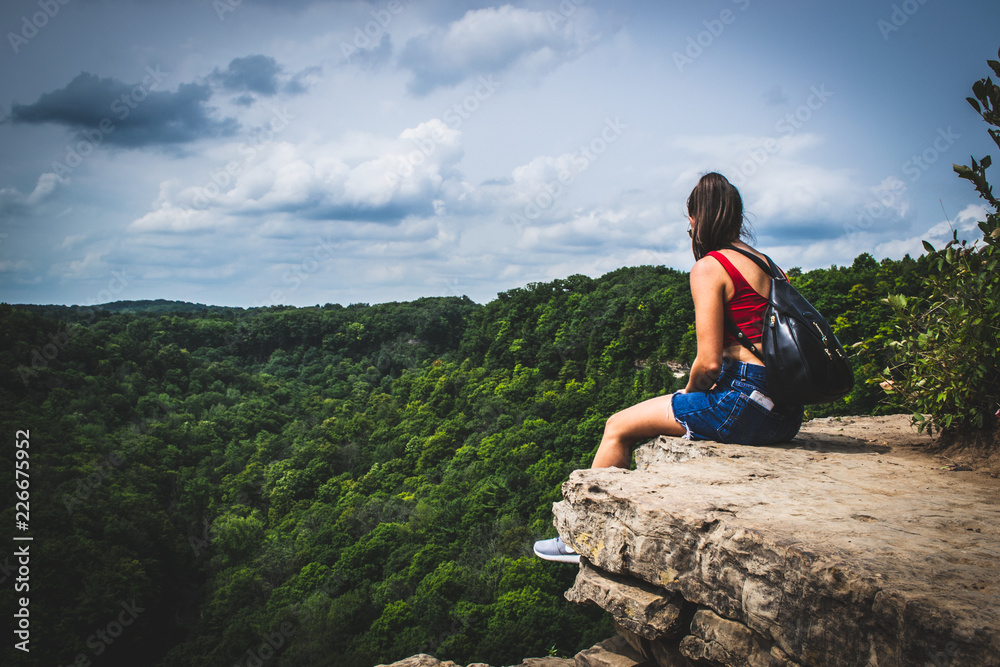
[
  {"x1": 690, "y1": 252, "x2": 729, "y2": 283},
  {"x1": 694, "y1": 247, "x2": 740, "y2": 271},
  {"x1": 692, "y1": 253, "x2": 720, "y2": 269},
  {"x1": 716, "y1": 243, "x2": 784, "y2": 283}
]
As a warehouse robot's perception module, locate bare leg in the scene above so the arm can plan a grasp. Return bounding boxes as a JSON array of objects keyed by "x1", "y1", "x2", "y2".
[
  {"x1": 591, "y1": 394, "x2": 687, "y2": 469},
  {"x1": 535, "y1": 394, "x2": 688, "y2": 561}
]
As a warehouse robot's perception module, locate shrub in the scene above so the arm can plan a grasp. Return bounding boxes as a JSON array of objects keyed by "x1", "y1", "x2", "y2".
[{"x1": 881, "y1": 47, "x2": 1000, "y2": 433}]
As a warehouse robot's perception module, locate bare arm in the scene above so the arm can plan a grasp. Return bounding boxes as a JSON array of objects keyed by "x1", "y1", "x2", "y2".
[{"x1": 685, "y1": 257, "x2": 727, "y2": 393}]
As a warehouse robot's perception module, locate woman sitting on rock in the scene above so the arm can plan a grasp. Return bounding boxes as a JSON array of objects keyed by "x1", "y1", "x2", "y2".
[{"x1": 534, "y1": 171, "x2": 804, "y2": 563}]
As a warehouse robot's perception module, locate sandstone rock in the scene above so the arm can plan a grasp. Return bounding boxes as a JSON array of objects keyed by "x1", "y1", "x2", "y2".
[
  {"x1": 574, "y1": 634, "x2": 653, "y2": 667},
  {"x1": 612, "y1": 621, "x2": 694, "y2": 667},
  {"x1": 553, "y1": 416, "x2": 1000, "y2": 666},
  {"x1": 381, "y1": 654, "x2": 575, "y2": 667},
  {"x1": 647, "y1": 639, "x2": 694, "y2": 667},
  {"x1": 565, "y1": 560, "x2": 688, "y2": 640},
  {"x1": 679, "y1": 609, "x2": 800, "y2": 667},
  {"x1": 375, "y1": 655, "x2": 458, "y2": 667},
  {"x1": 613, "y1": 621, "x2": 651, "y2": 659},
  {"x1": 633, "y1": 435, "x2": 717, "y2": 469}
]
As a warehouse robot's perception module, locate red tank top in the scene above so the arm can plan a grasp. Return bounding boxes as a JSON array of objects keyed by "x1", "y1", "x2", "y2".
[{"x1": 706, "y1": 250, "x2": 769, "y2": 348}]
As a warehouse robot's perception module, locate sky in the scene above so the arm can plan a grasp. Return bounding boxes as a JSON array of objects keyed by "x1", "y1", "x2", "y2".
[{"x1": 1, "y1": 0, "x2": 998, "y2": 308}]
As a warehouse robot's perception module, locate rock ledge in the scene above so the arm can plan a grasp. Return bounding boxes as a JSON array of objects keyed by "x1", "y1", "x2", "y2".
[
  {"x1": 380, "y1": 416, "x2": 1000, "y2": 667},
  {"x1": 554, "y1": 415, "x2": 1000, "y2": 666}
]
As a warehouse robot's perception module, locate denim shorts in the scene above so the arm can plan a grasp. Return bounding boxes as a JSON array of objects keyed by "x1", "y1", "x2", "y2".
[{"x1": 671, "y1": 360, "x2": 803, "y2": 445}]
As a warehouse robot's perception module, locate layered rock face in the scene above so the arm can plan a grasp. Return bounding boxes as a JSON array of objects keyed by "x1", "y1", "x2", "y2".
[
  {"x1": 380, "y1": 416, "x2": 1000, "y2": 667},
  {"x1": 554, "y1": 416, "x2": 1000, "y2": 667}
]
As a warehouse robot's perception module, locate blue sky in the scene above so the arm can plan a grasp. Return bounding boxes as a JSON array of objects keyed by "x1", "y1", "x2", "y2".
[{"x1": 1, "y1": 0, "x2": 998, "y2": 307}]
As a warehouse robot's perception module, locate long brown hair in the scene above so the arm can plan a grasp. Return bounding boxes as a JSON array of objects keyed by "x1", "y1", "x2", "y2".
[{"x1": 686, "y1": 172, "x2": 753, "y2": 260}]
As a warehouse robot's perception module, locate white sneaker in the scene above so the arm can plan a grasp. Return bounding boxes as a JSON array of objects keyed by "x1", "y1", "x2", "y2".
[{"x1": 533, "y1": 537, "x2": 581, "y2": 564}]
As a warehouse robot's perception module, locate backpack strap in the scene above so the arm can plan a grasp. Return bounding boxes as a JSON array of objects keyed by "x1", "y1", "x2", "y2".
[
  {"x1": 724, "y1": 316, "x2": 765, "y2": 362},
  {"x1": 721, "y1": 245, "x2": 784, "y2": 282},
  {"x1": 718, "y1": 245, "x2": 771, "y2": 362}
]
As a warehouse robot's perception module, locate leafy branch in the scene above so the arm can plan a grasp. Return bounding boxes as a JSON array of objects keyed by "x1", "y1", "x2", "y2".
[{"x1": 880, "y1": 47, "x2": 1000, "y2": 433}]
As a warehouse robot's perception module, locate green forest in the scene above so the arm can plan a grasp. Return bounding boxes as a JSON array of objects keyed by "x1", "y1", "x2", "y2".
[
  {"x1": 0, "y1": 253, "x2": 933, "y2": 667},
  {"x1": 3, "y1": 42, "x2": 997, "y2": 667}
]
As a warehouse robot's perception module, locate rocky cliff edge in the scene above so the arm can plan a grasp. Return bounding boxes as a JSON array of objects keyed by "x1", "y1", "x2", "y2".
[{"x1": 381, "y1": 415, "x2": 1000, "y2": 667}]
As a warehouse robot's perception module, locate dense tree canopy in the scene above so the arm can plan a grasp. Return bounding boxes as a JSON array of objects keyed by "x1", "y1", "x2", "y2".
[{"x1": 1, "y1": 256, "x2": 925, "y2": 666}]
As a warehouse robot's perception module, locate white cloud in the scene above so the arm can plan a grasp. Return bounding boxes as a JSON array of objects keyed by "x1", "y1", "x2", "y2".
[
  {"x1": 0, "y1": 172, "x2": 63, "y2": 215},
  {"x1": 518, "y1": 207, "x2": 629, "y2": 250},
  {"x1": 51, "y1": 250, "x2": 106, "y2": 280},
  {"x1": 4, "y1": 0, "x2": 997, "y2": 308},
  {"x1": 60, "y1": 234, "x2": 89, "y2": 250},
  {"x1": 744, "y1": 164, "x2": 861, "y2": 227},
  {"x1": 128, "y1": 118, "x2": 468, "y2": 234},
  {"x1": 669, "y1": 132, "x2": 904, "y2": 239},
  {"x1": 128, "y1": 205, "x2": 222, "y2": 234},
  {"x1": 399, "y1": 4, "x2": 600, "y2": 94},
  {"x1": 0, "y1": 259, "x2": 30, "y2": 272},
  {"x1": 874, "y1": 203, "x2": 988, "y2": 259},
  {"x1": 671, "y1": 132, "x2": 823, "y2": 166}
]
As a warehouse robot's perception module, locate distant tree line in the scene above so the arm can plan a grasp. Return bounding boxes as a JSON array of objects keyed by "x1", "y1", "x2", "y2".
[{"x1": 0, "y1": 253, "x2": 928, "y2": 666}]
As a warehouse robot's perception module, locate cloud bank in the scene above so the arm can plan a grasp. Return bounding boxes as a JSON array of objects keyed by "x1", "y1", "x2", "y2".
[{"x1": 7, "y1": 71, "x2": 239, "y2": 146}]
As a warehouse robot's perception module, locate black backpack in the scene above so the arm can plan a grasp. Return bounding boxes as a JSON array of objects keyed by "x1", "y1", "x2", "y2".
[{"x1": 720, "y1": 246, "x2": 854, "y2": 405}]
